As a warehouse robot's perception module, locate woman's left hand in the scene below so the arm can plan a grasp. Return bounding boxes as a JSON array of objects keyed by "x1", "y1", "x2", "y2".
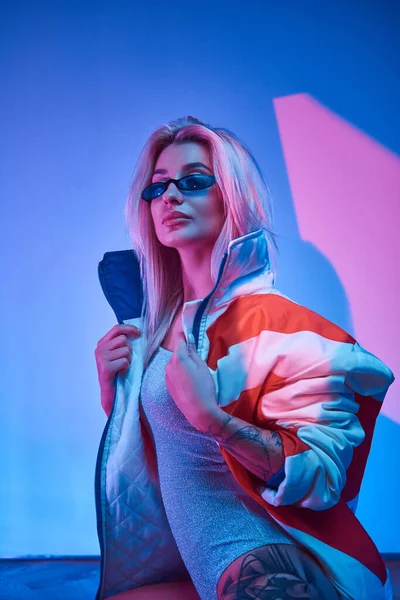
[{"x1": 165, "y1": 331, "x2": 222, "y2": 432}]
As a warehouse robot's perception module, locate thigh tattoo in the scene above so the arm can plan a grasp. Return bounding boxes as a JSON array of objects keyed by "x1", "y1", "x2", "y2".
[{"x1": 216, "y1": 544, "x2": 321, "y2": 600}]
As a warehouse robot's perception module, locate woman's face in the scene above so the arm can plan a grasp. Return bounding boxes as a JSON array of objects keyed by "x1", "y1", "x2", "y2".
[{"x1": 149, "y1": 141, "x2": 225, "y2": 250}]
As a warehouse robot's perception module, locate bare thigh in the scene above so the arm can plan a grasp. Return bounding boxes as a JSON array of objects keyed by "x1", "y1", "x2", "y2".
[
  {"x1": 107, "y1": 579, "x2": 201, "y2": 600},
  {"x1": 216, "y1": 543, "x2": 341, "y2": 600}
]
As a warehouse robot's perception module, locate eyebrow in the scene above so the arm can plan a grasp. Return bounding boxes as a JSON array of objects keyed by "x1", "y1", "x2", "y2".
[{"x1": 153, "y1": 162, "x2": 212, "y2": 176}]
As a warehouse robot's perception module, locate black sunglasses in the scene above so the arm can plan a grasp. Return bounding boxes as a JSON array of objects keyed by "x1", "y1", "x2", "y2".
[{"x1": 141, "y1": 173, "x2": 216, "y2": 202}]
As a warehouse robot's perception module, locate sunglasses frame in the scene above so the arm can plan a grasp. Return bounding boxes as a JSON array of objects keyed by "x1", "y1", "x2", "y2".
[{"x1": 141, "y1": 173, "x2": 216, "y2": 202}]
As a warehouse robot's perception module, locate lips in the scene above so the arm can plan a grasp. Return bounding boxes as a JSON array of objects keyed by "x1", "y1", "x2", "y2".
[{"x1": 162, "y1": 212, "x2": 191, "y2": 224}]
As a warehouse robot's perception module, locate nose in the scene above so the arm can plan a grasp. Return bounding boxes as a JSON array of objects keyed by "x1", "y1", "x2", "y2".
[{"x1": 161, "y1": 180, "x2": 182, "y2": 202}]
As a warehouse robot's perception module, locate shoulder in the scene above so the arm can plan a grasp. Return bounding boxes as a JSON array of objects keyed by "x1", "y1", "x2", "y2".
[{"x1": 220, "y1": 291, "x2": 355, "y2": 346}]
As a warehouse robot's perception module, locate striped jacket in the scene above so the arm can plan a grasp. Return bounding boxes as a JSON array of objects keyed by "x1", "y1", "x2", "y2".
[{"x1": 95, "y1": 229, "x2": 395, "y2": 600}]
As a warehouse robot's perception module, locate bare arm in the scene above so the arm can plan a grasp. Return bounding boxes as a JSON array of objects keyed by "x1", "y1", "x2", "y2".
[{"x1": 205, "y1": 410, "x2": 284, "y2": 482}]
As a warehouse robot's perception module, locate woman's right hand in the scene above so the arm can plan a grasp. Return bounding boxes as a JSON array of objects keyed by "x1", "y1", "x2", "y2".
[{"x1": 94, "y1": 324, "x2": 142, "y2": 416}]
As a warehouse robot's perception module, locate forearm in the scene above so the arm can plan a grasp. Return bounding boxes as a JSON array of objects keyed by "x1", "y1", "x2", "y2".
[{"x1": 205, "y1": 409, "x2": 284, "y2": 482}]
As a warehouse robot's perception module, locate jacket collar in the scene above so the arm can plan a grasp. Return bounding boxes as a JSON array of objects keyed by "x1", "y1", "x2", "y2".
[{"x1": 98, "y1": 228, "x2": 274, "y2": 322}]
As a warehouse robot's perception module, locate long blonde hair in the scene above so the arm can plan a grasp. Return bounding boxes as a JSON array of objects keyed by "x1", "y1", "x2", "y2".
[{"x1": 124, "y1": 116, "x2": 280, "y2": 371}]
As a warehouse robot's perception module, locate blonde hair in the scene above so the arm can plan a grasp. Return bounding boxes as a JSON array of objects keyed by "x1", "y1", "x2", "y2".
[{"x1": 124, "y1": 116, "x2": 280, "y2": 371}]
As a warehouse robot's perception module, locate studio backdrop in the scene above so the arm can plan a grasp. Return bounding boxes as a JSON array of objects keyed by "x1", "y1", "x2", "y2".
[{"x1": 0, "y1": 0, "x2": 398, "y2": 556}]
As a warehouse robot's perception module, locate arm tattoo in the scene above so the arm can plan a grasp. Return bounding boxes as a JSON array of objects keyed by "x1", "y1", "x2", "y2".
[{"x1": 207, "y1": 413, "x2": 284, "y2": 482}]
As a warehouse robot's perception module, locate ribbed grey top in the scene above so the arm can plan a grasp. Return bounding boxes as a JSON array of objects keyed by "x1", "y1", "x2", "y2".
[{"x1": 139, "y1": 346, "x2": 295, "y2": 600}]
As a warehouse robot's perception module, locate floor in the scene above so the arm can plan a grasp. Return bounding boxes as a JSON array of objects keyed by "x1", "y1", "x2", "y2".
[{"x1": 0, "y1": 556, "x2": 398, "y2": 599}]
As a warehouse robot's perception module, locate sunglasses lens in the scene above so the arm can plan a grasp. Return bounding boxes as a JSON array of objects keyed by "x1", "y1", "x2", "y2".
[
  {"x1": 142, "y1": 182, "x2": 165, "y2": 201},
  {"x1": 179, "y1": 174, "x2": 215, "y2": 190}
]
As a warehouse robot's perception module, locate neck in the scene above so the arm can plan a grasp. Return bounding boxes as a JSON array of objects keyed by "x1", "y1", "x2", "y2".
[{"x1": 179, "y1": 245, "x2": 215, "y2": 304}]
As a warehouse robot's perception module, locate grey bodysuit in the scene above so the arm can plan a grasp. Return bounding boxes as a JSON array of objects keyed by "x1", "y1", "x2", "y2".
[{"x1": 139, "y1": 346, "x2": 295, "y2": 600}]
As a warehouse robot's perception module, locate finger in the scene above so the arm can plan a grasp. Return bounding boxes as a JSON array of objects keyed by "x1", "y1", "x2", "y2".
[
  {"x1": 175, "y1": 332, "x2": 187, "y2": 348},
  {"x1": 173, "y1": 337, "x2": 186, "y2": 357}
]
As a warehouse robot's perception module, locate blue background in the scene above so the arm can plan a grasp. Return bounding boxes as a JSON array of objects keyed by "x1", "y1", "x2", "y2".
[{"x1": 1, "y1": 0, "x2": 398, "y2": 555}]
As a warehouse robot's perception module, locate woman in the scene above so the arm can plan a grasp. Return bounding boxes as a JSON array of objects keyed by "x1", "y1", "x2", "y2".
[{"x1": 94, "y1": 116, "x2": 395, "y2": 600}]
